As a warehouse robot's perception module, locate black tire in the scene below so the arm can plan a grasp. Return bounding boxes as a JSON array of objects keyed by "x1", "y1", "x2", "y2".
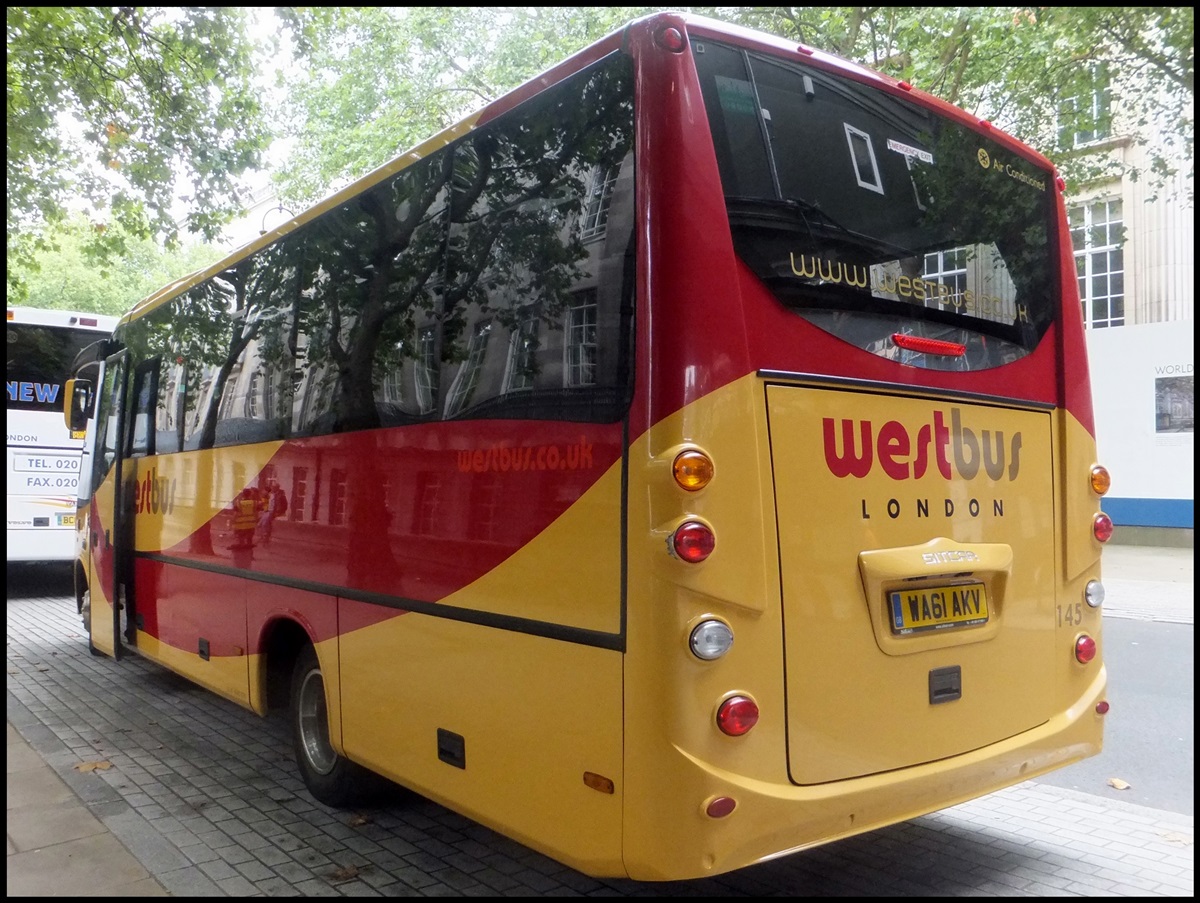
[{"x1": 289, "y1": 645, "x2": 373, "y2": 807}]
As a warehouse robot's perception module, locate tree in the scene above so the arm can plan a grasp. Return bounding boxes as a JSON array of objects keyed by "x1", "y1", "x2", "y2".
[
  {"x1": 272, "y1": 7, "x2": 1192, "y2": 207},
  {"x1": 700, "y1": 7, "x2": 1193, "y2": 200},
  {"x1": 10, "y1": 214, "x2": 226, "y2": 316},
  {"x1": 269, "y1": 7, "x2": 656, "y2": 207},
  {"x1": 7, "y1": 7, "x2": 275, "y2": 302}
]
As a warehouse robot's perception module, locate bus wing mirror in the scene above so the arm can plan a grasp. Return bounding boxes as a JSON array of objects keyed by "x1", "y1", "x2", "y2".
[{"x1": 64, "y1": 377, "x2": 94, "y2": 432}]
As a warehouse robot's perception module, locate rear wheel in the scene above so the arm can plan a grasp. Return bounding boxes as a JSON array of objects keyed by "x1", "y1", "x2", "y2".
[{"x1": 289, "y1": 645, "x2": 373, "y2": 806}]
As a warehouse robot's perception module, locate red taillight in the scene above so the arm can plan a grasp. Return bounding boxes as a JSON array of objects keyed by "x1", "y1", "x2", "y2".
[
  {"x1": 655, "y1": 26, "x2": 685, "y2": 52},
  {"x1": 716, "y1": 695, "x2": 759, "y2": 736},
  {"x1": 705, "y1": 796, "x2": 737, "y2": 818},
  {"x1": 1075, "y1": 634, "x2": 1097, "y2": 664},
  {"x1": 891, "y1": 333, "x2": 966, "y2": 357},
  {"x1": 1093, "y1": 512, "x2": 1114, "y2": 543},
  {"x1": 672, "y1": 521, "x2": 715, "y2": 562}
]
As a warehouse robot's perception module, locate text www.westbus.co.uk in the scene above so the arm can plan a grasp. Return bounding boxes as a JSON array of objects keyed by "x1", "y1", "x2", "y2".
[{"x1": 456, "y1": 439, "x2": 594, "y2": 473}]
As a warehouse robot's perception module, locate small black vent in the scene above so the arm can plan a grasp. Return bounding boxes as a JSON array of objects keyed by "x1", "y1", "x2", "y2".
[
  {"x1": 437, "y1": 729, "x2": 466, "y2": 769},
  {"x1": 929, "y1": 665, "x2": 962, "y2": 704}
]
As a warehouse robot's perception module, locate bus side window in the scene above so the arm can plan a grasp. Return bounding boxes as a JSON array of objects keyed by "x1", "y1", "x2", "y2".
[{"x1": 129, "y1": 359, "x2": 159, "y2": 457}]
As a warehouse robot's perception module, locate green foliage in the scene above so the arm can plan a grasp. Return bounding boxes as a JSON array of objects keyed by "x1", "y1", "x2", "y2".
[
  {"x1": 272, "y1": 7, "x2": 1191, "y2": 206},
  {"x1": 698, "y1": 7, "x2": 1192, "y2": 200},
  {"x1": 271, "y1": 7, "x2": 657, "y2": 207},
  {"x1": 11, "y1": 215, "x2": 224, "y2": 317},
  {"x1": 7, "y1": 7, "x2": 273, "y2": 301},
  {"x1": 8, "y1": 6, "x2": 1192, "y2": 313}
]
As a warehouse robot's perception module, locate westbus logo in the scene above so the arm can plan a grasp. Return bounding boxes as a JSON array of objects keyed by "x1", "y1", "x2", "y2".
[
  {"x1": 456, "y1": 439, "x2": 594, "y2": 473},
  {"x1": 135, "y1": 466, "x2": 177, "y2": 515},
  {"x1": 822, "y1": 408, "x2": 1022, "y2": 482}
]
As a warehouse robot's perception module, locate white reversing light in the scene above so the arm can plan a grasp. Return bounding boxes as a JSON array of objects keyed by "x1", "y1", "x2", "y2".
[{"x1": 690, "y1": 619, "x2": 733, "y2": 660}]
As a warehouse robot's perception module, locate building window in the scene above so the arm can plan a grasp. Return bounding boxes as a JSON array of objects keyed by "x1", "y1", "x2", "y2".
[
  {"x1": 1070, "y1": 199, "x2": 1124, "y2": 329},
  {"x1": 1058, "y1": 65, "x2": 1112, "y2": 148},
  {"x1": 503, "y1": 318, "x2": 538, "y2": 392},
  {"x1": 923, "y1": 247, "x2": 968, "y2": 310},
  {"x1": 246, "y1": 372, "x2": 261, "y2": 418},
  {"x1": 329, "y1": 468, "x2": 347, "y2": 526},
  {"x1": 565, "y1": 292, "x2": 598, "y2": 387},
  {"x1": 291, "y1": 467, "x2": 308, "y2": 522},
  {"x1": 579, "y1": 165, "x2": 618, "y2": 241},
  {"x1": 445, "y1": 320, "x2": 491, "y2": 416},
  {"x1": 415, "y1": 327, "x2": 437, "y2": 414}
]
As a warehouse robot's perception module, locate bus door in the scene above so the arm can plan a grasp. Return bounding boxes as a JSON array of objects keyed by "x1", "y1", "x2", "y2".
[{"x1": 86, "y1": 348, "x2": 134, "y2": 659}]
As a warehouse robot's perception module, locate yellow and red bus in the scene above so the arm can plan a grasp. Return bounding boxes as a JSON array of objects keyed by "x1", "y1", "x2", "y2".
[{"x1": 65, "y1": 12, "x2": 1113, "y2": 882}]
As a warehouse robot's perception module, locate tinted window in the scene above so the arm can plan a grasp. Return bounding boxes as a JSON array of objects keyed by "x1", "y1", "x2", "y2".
[{"x1": 695, "y1": 40, "x2": 1057, "y2": 370}]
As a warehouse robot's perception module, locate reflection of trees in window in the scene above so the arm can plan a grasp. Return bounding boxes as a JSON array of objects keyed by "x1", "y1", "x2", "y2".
[
  {"x1": 1070, "y1": 199, "x2": 1124, "y2": 329},
  {"x1": 118, "y1": 49, "x2": 634, "y2": 457},
  {"x1": 566, "y1": 291, "x2": 598, "y2": 387},
  {"x1": 579, "y1": 164, "x2": 618, "y2": 240},
  {"x1": 445, "y1": 320, "x2": 492, "y2": 416}
]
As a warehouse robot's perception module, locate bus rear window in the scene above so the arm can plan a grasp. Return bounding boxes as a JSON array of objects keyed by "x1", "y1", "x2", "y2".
[
  {"x1": 694, "y1": 39, "x2": 1058, "y2": 371},
  {"x1": 7, "y1": 324, "x2": 104, "y2": 411}
]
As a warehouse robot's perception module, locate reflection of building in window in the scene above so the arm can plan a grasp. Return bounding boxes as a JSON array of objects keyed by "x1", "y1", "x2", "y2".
[
  {"x1": 246, "y1": 372, "x2": 262, "y2": 418},
  {"x1": 217, "y1": 369, "x2": 239, "y2": 419},
  {"x1": 329, "y1": 468, "x2": 347, "y2": 526},
  {"x1": 844, "y1": 123, "x2": 883, "y2": 194},
  {"x1": 923, "y1": 248, "x2": 968, "y2": 309},
  {"x1": 382, "y1": 360, "x2": 403, "y2": 403},
  {"x1": 415, "y1": 473, "x2": 440, "y2": 535},
  {"x1": 445, "y1": 320, "x2": 491, "y2": 416},
  {"x1": 566, "y1": 292, "x2": 598, "y2": 387},
  {"x1": 470, "y1": 472, "x2": 501, "y2": 541},
  {"x1": 1058, "y1": 65, "x2": 1112, "y2": 148},
  {"x1": 416, "y1": 327, "x2": 437, "y2": 414},
  {"x1": 580, "y1": 165, "x2": 619, "y2": 241},
  {"x1": 1070, "y1": 199, "x2": 1124, "y2": 329},
  {"x1": 503, "y1": 318, "x2": 538, "y2": 392},
  {"x1": 292, "y1": 466, "x2": 308, "y2": 522},
  {"x1": 1155, "y1": 376, "x2": 1194, "y2": 433}
]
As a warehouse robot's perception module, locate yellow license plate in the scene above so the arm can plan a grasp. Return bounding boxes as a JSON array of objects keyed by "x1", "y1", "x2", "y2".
[
  {"x1": 889, "y1": 582, "x2": 988, "y2": 635},
  {"x1": 59, "y1": 514, "x2": 76, "y2": 527}
]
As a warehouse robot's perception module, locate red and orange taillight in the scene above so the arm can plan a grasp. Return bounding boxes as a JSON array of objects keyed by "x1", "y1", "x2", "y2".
[{"x1": 1090, "y1": 465, "x2": 1113, "y2": 543}]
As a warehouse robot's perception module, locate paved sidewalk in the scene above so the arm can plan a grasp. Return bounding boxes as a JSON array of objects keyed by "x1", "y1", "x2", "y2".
[
  {"x1": 7, "y1": 544, "x2": 1194, "y2": 896},
  {"x1": 8, "y1": 721, "x2": 167, "y2": 896}
]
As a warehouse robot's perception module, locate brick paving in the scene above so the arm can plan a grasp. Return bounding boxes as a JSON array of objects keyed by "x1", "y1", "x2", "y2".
[{"x1": 8, "y1": 566, "x2": 1193, "y2": 897}]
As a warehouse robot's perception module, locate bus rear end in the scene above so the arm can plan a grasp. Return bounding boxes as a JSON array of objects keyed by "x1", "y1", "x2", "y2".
[
  {"x1": 619, "y1": 15, "x2": 1108, "y2": 879},
  {"x1": 6, "y1": 307, "x2": 117, "y2": 562}
]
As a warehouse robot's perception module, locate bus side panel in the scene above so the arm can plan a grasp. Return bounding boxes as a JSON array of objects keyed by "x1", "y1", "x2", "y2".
[
  {"x1": 335, "y1": 436, "x2": 627, "y2": 875},
  {"x1": 338, "y1": 609, "x2": 625, "y2": 877},
  {"x1": 130, "y1": 556, "x2": 251, "y2": 709}
]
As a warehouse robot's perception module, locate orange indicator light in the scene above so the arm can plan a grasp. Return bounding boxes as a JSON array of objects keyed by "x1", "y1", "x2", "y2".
[{"x1": 673, "y1": 450, "x2": 713, "y2": 491}]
